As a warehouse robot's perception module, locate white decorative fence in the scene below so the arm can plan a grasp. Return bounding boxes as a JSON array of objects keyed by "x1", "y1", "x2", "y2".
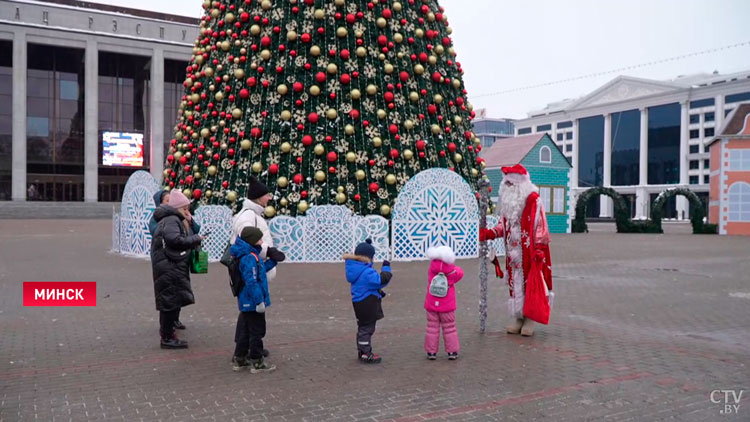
[
  {"x1": 113, "y1": 169, "x2": 503, "y2": 263},
  {"x1": 486, "y1": 215, "x2": 506, "y2": 257},
  {"x1": 391, "y1": 168, "x2": 479, "y2": 261}
]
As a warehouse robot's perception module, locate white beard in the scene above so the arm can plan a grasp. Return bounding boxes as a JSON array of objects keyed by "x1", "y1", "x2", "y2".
[{"x1": 498, "y1": 180, "x2": 537, "y2": 225}]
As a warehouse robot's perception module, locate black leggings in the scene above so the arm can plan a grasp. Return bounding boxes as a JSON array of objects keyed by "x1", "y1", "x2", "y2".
[{"x1": 159, "y1": 309, "x2": 179, "y2": 338}]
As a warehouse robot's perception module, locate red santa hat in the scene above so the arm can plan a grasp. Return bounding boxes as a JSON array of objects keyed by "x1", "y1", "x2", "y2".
[{"x1": 501, "y1": 164, "x2": 531, "y2": 184}]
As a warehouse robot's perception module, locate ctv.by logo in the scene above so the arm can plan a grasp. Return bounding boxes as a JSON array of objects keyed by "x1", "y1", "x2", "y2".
[{"x1": 711, "y1": 389, "x2": 744, "y2": 415}]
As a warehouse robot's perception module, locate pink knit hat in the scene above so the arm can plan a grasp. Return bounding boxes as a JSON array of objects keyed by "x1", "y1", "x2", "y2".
[{"x1": 168, "y1": 190, "x2": 191, "y2": 209}]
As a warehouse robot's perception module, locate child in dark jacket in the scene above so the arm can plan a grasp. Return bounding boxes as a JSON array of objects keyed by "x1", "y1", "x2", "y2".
[
  {"x1": 229, "y1": 226, "x2": 285, "y2": 373},
  {"x1": 343, "y1": 239, "x2": 392, "y2": 364}
]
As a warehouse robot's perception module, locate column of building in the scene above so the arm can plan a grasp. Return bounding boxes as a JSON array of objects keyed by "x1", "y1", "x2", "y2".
[
  {"x1": 600, "y1": 113, "x2": 613, "y2": 217},
  {"x1": 11, "y1": 31, "x2": 27, "y2": 201},
  {"x1": 84, "y1": 40, "x2": 99, "y2": 202},
  {"x1": 150, "y1": 48, "x2": 165, "y2": 181},
  {"x1": 676, "y1": 101, "x2": 690, "y2": 219},
  {"x1": 636, "y1": 107, "x2": 649, "y2": 219}
]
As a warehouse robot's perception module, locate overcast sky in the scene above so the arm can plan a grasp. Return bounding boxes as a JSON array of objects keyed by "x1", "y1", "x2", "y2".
[{"x1": 91, "y1": 0, "x2": 750, "y2": 119}]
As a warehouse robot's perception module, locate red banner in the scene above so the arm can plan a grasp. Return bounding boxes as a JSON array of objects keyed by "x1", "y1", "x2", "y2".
[{"x1": 23, "y1": 282, "x2": 97, "y2": 307}]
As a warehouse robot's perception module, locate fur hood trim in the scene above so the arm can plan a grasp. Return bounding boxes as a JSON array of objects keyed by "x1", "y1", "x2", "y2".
[
  {"x1": 342, "y1": 254, "x2": 372, "y2": 263},
  {"x1": 426, "y1": 246, "x2": 456, "y2": 265}
]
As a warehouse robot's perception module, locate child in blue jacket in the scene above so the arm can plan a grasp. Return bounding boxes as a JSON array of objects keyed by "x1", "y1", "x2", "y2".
[
  {"x1": 344, "y1": 239, "x2": 393, "y2": 364},
  {"x1": 230, "y1": 227, "x2": 285, "y2": 373}
]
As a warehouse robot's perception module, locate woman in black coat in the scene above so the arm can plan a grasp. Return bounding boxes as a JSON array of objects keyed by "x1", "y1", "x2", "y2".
[{"x1": 150, "y1": 191, "x2": 204, "y2": 349}]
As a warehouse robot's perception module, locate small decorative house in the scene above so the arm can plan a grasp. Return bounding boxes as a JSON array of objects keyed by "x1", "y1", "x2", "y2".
[
  {"x1": 481, "y1": 134, "x2": 572, "y2": 233},
  {"x1": 707, "y1": 103, "x2": 750, "y2": 235}
]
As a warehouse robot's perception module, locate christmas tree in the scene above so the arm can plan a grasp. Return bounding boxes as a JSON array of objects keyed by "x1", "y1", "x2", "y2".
[{"x1": 163, "y1": 0, "x2": 486, "y2": 217}]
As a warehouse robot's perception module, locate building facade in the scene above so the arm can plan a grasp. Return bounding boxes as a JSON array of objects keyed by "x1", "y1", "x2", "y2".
[
  {"x1": 708, "y1": 104, "x2": 750, "y2": 235},
  {"x1": 481, "y1": 133, "x2": 572, "y2": 233},
  {"x1": 472, "y1": 112, "x2": 515, "y2": 149},
  {"x1": 0, "y1": 0, "x2": 197, "y2": 203},
  {"x1": 513, "y1": 72, "x2": 750, "y2": 220}
]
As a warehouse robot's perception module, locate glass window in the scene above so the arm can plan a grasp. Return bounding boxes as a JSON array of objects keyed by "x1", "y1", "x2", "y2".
[
  {"x1": 540, "y1": 187, "x2": 551, "y2": 211},
  {"x1": 536, "y1": 124, "x2": 551, "y2": 132},
  {"x1": 704, "y1": 128, "x2": 714, "y2": 137},
  {"x1": 704, "y1": 112, "x2": 715, "y2": 122},
  {"x1": 566, "y1": 144, "x2": 572, "y2": 152},
  {"x1": 726, "y1": 92, "x2": 750, "y2": 104},
  {"x1": 690, "y1": 129, "x2": 700, "y2": 139},
  {"x1": 539, "y1": 146, "x2": 552, "y2": 163},
  {"x1": 26, "y1": 44, "x2": 85, "y2": 202},
  {"x1": 729, "y1": 150, "x2": 750, "y2": 170},
  {"x1": 689, "y1": 114, "x2": 700, "y2": 124},
  {"x1": 578, "y1": 115, "x2": 604, "y2": 188},
  {"x1": 689, "y1": 145, "x2": 699, "y2": 154},
  {"x1": 689, "y1": 176, "x2": 699, "y2": 185},
  {"x1": 557, "y1": 133, "x2": 563, "y2": 141},
  {"x1": 553, "y1": 187, "x2": 565, "y2": 214},
  {"x1": 97, "y1": 52, "x2": 152, "y2": 202},
  {"x1": 0, "y1": 41, "x2": 11, "y2": 200},
  {"x1": 704, "y1": 160, "x2": 710, "y2": 169},
  {"x1": 648, "y1": 103, "x2": 681, "y2": 185},
  {"x1": 689, "y1": 98, "x2": 715, "y2": 109},
  {"x1": 566, "y1": 132, "x2": 573, "y2": 140},
  {"x1": 611, "y1": 109, "x2": 640, "y2": 186},
  {"x1": 689, "y1": 160, "x2": 699, "y2": 170},
  {"x1": 557, "y1": 121, "x2": 573, "y2": 129},
  {"x1": 518, "y1": 127, "x2": 532, "y2": 135},
  {"x1": 704, "y1": 175, "x2": 710, "y2": 185}
]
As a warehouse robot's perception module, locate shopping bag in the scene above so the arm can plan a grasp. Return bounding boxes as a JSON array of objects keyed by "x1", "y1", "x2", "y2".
[
  {"x1": 190, "y1": 248, "x2": 209, "y2": 274},
  {"x1": 522, "y1": 259, "x2": 550, "y2": 324}
]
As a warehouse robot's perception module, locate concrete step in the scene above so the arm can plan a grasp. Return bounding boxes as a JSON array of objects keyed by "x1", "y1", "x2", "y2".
[{"x1": 0, "y1": 202, "x2": 118, "y2": 219}]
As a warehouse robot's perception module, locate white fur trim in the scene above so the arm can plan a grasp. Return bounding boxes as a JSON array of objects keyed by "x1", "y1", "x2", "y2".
[
  {"x1": 502, "y1": 172, "x2": 531, "y2": 185},
  {"x1": 426, "y1": 245, "x2": 456, "y2": 265}
]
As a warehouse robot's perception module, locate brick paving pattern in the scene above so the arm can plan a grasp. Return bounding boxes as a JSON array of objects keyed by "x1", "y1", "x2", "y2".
[{"x1": 0, "y1": 220, "x2": 748, "y2": 421}]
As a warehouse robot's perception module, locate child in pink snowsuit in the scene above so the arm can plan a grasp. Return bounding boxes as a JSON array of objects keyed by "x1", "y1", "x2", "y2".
[{"x1": 424, "y1": 246, "x2": 464, "y2": 360}]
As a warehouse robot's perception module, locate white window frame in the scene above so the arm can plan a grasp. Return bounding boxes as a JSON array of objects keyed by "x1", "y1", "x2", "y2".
[
  {"x1": 728, "y1": 182, "x2": 750, "y2": 222},
  {"x1": 538, "y1": 185, "x2": 566, "y2": 215},
  {"x1": 729, "y1": 150, "x2": 750, "y2": 171},
  {"x1": 539, "y1": 146, "x2": 552, "y2": 164},
  {"x1": 553, "y1": 187, "x2": 565, "y2": 214}
]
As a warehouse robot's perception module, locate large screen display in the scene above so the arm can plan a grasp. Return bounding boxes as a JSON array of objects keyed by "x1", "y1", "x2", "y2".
[{"x1": 102, "y1": 132, "x2": 144, "y2": 167}]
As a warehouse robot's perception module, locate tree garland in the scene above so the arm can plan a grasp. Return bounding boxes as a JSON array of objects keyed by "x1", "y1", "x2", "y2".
[
  {"x1": 650, "y1": 187, "x2": 717, "y2": 234},
  {"x1": 571, "y1": 187, "x2": 635, "y2": 233}
]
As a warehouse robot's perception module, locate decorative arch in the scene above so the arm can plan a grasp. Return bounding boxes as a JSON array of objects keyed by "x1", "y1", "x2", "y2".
[
  {"x1": 651, "y1": 188, "x2": 717, "y2": 234},
  {"x1": 571, "y1": 187, "x2": 636, "y2": 233},
  {"x1": 118, "y1": 171, "x2": 159, "y2": 256}
]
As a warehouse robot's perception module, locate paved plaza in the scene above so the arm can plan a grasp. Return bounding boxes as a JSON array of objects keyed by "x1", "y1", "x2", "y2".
[{"x1": 1, "y1": 220, "x2": 749, "y2": 421}]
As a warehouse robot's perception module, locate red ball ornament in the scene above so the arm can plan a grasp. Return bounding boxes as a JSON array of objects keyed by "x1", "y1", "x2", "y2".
[
  {"x1": 354, "y1": 194, "x2": 361, "y2": 201},
  {"x1": 327, "y1": 152, "x2": 338, "y2": 162},
  {"x1": 378, "y1": 35, "x2": 388, "y2": 46},
  {"x1": 416, "y1": 140, "x2": 426, "y2": 151},
  {"x1": 251, "y1": 127, "x2": 262, "y2": 138},
  {"x1": 247, "y1": 77, "x2": 257, "y2": 87},
  {"x1": 428, "y1": 104, "x2": 437, "y2": 115},
  {"x1": 301, "y1": 190, "x2": 308, "y2": 199},
  {"x1": 419, "y1": 151, "x2": 426, "y2": 159},
  {"x1": 448, "y1": 142, "x2": 457, "y2": 153},
  {"x1": 399, "y1": 71, "x2": 409, "y2": 82},
  {"x1": 432, "y1": 72, "x2": 442, "y2": 83},
  {"x1": 315, "y1": 72, "x2": 327, "y2": 83},
  {"x1": 293, "y1": 174, "x2": 304, "y2": 184},
  {"x1": 328, "y1": 166, "x2": 336, "y2": 174},
  {"x1": 384, "y1": 92, "x2": 395, "y2": 103},
  {"x1": 302, "y1": 135, "x2": 313, "y2": 146},
  {"x1": 340, "y1": 49, "x2": 350, "y2": 60},
  {"x1": 179, "y1": 156, "x2": 187, "y2": 165},
  {"x1": 368, "y1": 159, "x2": 375, "y2": 166},
  {"x1": 269, "y1": 164, "x2": 279, "y2": 175},
  {"x1": 340, "y1": 74, "x2": 351, "y2": 84},
  {"x1": 167, "y1": 155, "x2": 175, "y2": 163},
  {"x1": 389, "y1": 124, "x2": 398, "y2": 135},
  {"x1": 293, "y1": 82, "x2": 304, "y2": 92},
  {"x1": 308, "y1": 112, "x2": 319, "y2": 123},
  {"x1": 440, "y1": 150, "x2": 447, "y2": 157},
  {"x1": 222, "y1": 181, "x2": 229, "y2": 189},
  {"x1": 349, "y1": 109, "x2": 360, "y2": 119},
  {"x1": 185, "y1": 175, "x2": 194, "y2": 185},
  {"x1": 369, "y1": 183, "x2": 379, "y2": 193},
  {"x1": 192, "y1": 189, "x2": 202, "y2": 200},
  {"x1": 261, "y1": 36, "x2": 271, "y2": 47},
  {"x1": 301, "y1": 33, "x2": 311, "y2": 43}
]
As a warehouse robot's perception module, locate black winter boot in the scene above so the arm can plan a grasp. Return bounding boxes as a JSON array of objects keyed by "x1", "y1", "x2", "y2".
[{"x1": 160, "y1": 334, "x2": 188, "y2": 349}]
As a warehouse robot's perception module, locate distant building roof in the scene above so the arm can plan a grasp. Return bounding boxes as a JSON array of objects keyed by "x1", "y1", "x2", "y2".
[
  {"x1": 481, "y1": 133, "x2": 545, "y2": 168},
  {"x1": 707, "y1": 103, "x2": 750, "y2": 146},
  {"x1": 35, "y1": 0, "x2": 200, "y2": 25}
]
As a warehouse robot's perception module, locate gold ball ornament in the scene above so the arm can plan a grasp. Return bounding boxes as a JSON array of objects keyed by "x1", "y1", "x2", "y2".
[
  {"x1": 414, "y1": 64, "x2": 425, "y2": 75},
  {"x1": 314, "y1": 144, "x2": 325, "y2": 155},
  {"x1": 471, "y1": 168, "x2": 479, "y2": 177},
  {"x1": 261, "y1": 0, "x2": 272, "y2": 10},
  {"x1": 277, "y1": 176, "x2": 289, "y2": 188},
  {"x1": 214, "y1": 92, "x2": 224, "y2": 102},
  {"x1": 205, "y1": 190, "x2": 212, "y2": 199},
  {"x1": 264, "y1": 206, "x2": 276, "y2": 218},
  {"x1": 221, "y1": 40, "x2": 231, "y2": 51},
  {"x1": 345, "y1": 124, "x2": 355, "y2": 135},
  {"x1": 310, "y1": 45, "x2": 321, "y2": 56},
  {"x1": 337, "y1": 186, "x2": 345, "y2": 194},
  {"x1": 327, "y1": 63, "x2": 338, "y2": 74},
  {"x1": 372, "y1": 137, "x2": 383, "y2": 147},
  {"x1": 403, "y1": 149, "x2": 414, "y2": 160},
  {"x1": 277, "y1": 84, "x2": 289, "y2": 95},
  {"x1": 380, "y1": 205, "x2": 391, "y2": 216},
  {"x1": 366, "y1": 84, "x2": 377, "y2": 95},
  {"x1": 377, "y1": 17, "x2": 387, "y2": 28},
  {"x1": 409, "y1": 92, "x2": 419, "y2": 102},
  {"x1": 287, "y1": 30, "x2": 297, "y2": 41},
  {"x1": 298, "y1": 200, "x2": 309, "y2": 213},
  {"x1": 280, "y1": 198, "x2": 288, "y2": 207},
  {"x1": 174, "y1": 151, "x2": 183, "y2": 159},
  {"x1": 393, "y1": 1, "x2": 402, "y2": 11},
  {"x1": 334, "y1": 0, "x2": 345, "y2": 6},
  {"x1": 431, "y1": 124, "x2": 442, "y2": 135},
  {"x1": 415, "y1": 28, "x2": 424, "y2": 38},
  {"x1": 452, "y1": 79, "x2": 462, "y2": 89},
  {"x1": 356, "y1": 47, "x2": 367, "y2": 57},
  {"x1": 454, "y1": 153, "x2": 463, "y2": 163},
  {"x1": 204, "y1": 67, "x2": 214, "y2": 77},
  {"x1": 404, "y1": 119, "x2": 414, "y2": 130},
  {"x1": 394, "y1": 33, "x2": 404, "y2": 43},
  {"x1": 310, "y1": 85, "x2": 321, "y2": 96},
  {"x1": 314, "y1": 9, "x2": 325, "y2": 19},
  {"x1": 183, "y1": 189, "x2": 192, "y2": 197},
  {"x1": 346, "y1": 152, "x2": 357, "y2": 162},
  {"x1": 315, "y1": 170, "x2": 326, "y2": 182},
  {"x1": 192, "y1": 164, "x2": 199, "y2": 172},
  {"x1": 280, "y1": 110, "x2": 292, "y2": 121},
  {"x1": 377, "y1": 109, "x2": 387, "y2": 119},
  {"x1": 232, "y1": 108, "x2": 243, "y2": 119},
  {"x1": 434, "y1": 94, "x2": 444, "y2": 104},
  {"x1": 434, "y1": 45, "x2": 445, "y2": 55},
  {"x1": 454, "y1": 116, "x2": 463, "y2": 125},
  {"x1": 252, "y1": 162, "x2": 263, "y2": 173},
  {"x1": 326, "y1": 108, "x2": 338, "y2": 120},
  {"x1": 355, "y1": 170, "x2": 366, "y2": 181},
  {"x1": 384, "y1": 63, "x2": 394, "y2": 74},
  {"x1": 337, "y1": 27, "x2": 348, "y2": 38},
  {"x1": 190, "y1": 93, "x2": 200, "y2": 103},
  {"x1": 207, "y1": 165, "x2": 218, "y2": 176},
  {"x1": 350, "y1": 89, "x2": 362, "y2": 100},
  {"x1": 260, "y1": 50, "x2": 271, "y2": 60},
  {"x1": 241, "y1": 139, "x2": 252, "y2": 150},
  {"x1": 250, "y1": 25, "x2": 261, "y2": 35},
  {"x1": 386, "y1": 174, "x2": 397, "y2": 185},
  {"x1": 234, "y1": 68, "x2": 245, "y2": 79},
  {"x1": 201, "y1": 128, "x2": 211, "y2": 138},
  {"x1": 336, "y1": 192, "x2": 347, "y2": 204},
  {"x1": 428, "y1": 55, "x2": 437, "y2": 65},
  {"x1": 163, "y1": 169, "x2": 170, "y2": 177},
  {"x1": 280, "y1": 142, "x2": 291, "y2": 153}
]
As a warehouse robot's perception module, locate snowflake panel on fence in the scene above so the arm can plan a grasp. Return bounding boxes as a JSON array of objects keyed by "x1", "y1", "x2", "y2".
[
  {"x1": 303, "y1": 206, "x2": 358, "y2": 263},
  {"x1": 112, "y1": 212, "x2": 120, "y2": 253},
  {"x1": 118, "y1": 171, "x2": 159, "y2": 257},
  {"x1": 392, "y1": 169, "x2": 479, "y2": 261},
  {"x1": 194, "y1": 205, "x2": 233, "y2": 262},
  {"x1": 486, "y1": 215, "x2": 506, "y2": 256},
  {"x1": 269, "y1": 216, "x2": 305, "y2": 263},
  {"x1": 353, "y1": 215, "x2": 391, "y2": 261}
]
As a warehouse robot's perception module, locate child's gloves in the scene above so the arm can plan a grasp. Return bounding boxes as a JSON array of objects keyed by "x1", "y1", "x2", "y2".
[
  {"x1": 378, "y1": 289, "x2": 387, "y2": 299},
  {"x1": 382, "y1": 260, "x2": 391, "y2": 267},
  {"x1": 266, "y1": 247, "x2": 286, "y2": 262},
  {"x1": 255, "y1": 303, "x2": 266, "y2": 313}
]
